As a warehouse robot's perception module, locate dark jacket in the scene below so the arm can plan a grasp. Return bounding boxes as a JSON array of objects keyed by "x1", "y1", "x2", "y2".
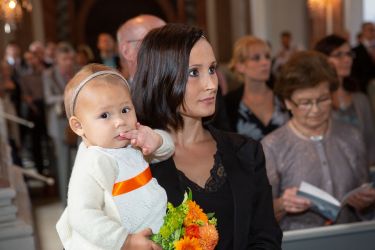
[
  {"x1": 225, "y1": 85, "x2": 246, "y2": 131},
  {"x1": 351, "y1": 43, "x2": 375, "y2": 93},
  {"x1": 151, "y1": 126, "x2": 282, "y2": 249},
  {"x1": 93, "y1": 54, "x2": 121, "y2": 70}
]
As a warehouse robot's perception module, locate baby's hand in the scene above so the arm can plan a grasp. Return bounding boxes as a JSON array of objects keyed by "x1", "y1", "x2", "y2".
[
  {"x1": 121, "y1": 123, "x2": 162, "y2": 155},
  {"x1": 121, "y1": 228, "x2": 161, "y2": 250}
]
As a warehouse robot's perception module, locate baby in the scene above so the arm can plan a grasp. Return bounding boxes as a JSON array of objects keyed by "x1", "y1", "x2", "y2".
[{"x1": 56, "y1": 64, "x2": 173, "y2": 250}]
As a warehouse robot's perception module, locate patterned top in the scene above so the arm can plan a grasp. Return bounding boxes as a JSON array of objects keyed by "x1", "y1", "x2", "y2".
[
  {"x1": 261, "y1": 119, "x2": 369, "y2": 231},
  {"x1": 332, "y1": 103, "x2": 359, "y2": 126},
  {"x1": 236, "y1": 97, "x2": 289, "y2": 141}
]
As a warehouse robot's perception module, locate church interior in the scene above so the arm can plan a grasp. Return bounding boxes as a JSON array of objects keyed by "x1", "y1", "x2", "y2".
[{"x1": 1, "y1": 0, "x2": 375, "y2": 249}]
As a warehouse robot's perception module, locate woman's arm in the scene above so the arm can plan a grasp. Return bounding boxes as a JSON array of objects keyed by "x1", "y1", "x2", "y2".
[
  {"x1": 248, "y1": 142, "x2": 283, "y2": 249},
  {"x1": 262, "y1": 142, "x2": 310, "y2": 222},
  {"x1": 346, "y1": 127, "x2": 375, "y2": 216},
  {"x1": 273, "y1": 197, "x2": 286, "y2": 221},
  {"x1": 150, "y1": 129, "x2": 175, "y2": 162}
]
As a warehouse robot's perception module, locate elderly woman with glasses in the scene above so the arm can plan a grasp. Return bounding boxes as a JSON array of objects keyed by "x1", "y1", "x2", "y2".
[
  {"x1": 261, "y1": 51, "x2": 375, "y2": 231},
  {"x1": 225, "y1": 36, "x2": 289, "y2": 141},
  {"x1": 315, "y1": 34, "x2": 375, "y2": 166}
]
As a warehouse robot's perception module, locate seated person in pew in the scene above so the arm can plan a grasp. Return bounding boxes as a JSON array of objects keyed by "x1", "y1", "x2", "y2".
[{"x1": 261, "y1": 51, "x2": 375, "y2": 231}]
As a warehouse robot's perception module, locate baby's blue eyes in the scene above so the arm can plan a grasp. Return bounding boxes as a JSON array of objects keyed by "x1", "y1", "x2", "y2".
[{"x1": 100, "y1": 112, "x2": 109, "y2": 119}]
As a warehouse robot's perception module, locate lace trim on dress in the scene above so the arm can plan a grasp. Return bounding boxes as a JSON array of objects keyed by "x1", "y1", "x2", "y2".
[{"x1": 177, "y1": 152, "x2": 227, "y2": 193}]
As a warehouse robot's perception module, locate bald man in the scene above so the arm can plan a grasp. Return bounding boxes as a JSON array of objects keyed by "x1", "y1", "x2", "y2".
[{"x1": 117, "y1": 14, "x2": 166, "y2": 81}]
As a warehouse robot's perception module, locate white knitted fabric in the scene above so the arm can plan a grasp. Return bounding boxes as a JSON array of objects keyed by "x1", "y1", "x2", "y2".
[{"x1": 94, "y1": 146, "x2": 167, "y2": 233}]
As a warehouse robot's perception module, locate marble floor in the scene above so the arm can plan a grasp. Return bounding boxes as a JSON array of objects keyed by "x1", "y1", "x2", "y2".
[{"x1": 21, "y1": 142, "x2": 66, "y2": 250}]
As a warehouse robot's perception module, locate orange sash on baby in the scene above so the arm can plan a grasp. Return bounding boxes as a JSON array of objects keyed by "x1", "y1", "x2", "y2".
[{"x1": 112, "y1": 166, "x2": 152, "y2": 196}]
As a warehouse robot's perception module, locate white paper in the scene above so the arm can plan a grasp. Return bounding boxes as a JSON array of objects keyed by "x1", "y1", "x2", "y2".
[{"x1": 299, "y1": 181, "x2": 341, "y2": 207}]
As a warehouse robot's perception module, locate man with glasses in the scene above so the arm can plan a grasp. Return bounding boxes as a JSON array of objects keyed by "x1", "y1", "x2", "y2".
[{"x1": 116, "y1": 15, "x2": 166, "y2": 83}]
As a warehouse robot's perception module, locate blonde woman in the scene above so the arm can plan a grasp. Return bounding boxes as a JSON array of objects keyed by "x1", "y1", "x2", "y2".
[{"x1": 225, "y1": 36, "x2": 289, "y2": 141}]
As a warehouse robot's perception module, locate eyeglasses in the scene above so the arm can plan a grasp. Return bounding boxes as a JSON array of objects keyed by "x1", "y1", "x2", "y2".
[
  {"x1": 329, "y1": 51, "x2": 355, "y2": 59},
  {"x1": 289, "y1": 96, "x2": 332, "y2": 112}
]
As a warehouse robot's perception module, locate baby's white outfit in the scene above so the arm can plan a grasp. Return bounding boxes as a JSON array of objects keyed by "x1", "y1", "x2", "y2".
[
  {"x1": 56, "y1": 140, "x2": 170, "y2": 250},
  {"x1": 104, "y1": 146, "x2": 167, "y2": 232}
]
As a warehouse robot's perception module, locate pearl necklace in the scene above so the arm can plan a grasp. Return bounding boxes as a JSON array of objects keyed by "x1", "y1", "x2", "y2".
[{"x1": 289, "y1": 120, "x2": 326, "y2": 141}]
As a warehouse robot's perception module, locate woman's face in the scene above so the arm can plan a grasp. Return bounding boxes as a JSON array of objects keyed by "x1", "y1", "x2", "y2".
[
  {"x1": 180, "y1": 38, "x2": 218, "y2": 119},
  {"x1": 285, "y1": 81, "x2": 332, "y2": 131},
  {"x1": 236, "y1": 44, "x2": 271, "y2": 82},
  {"x1": 328, "y1": 43, "x2": 353, "y2": 78}
]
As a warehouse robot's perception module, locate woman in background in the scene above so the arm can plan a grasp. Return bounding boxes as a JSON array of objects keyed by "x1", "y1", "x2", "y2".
[
  {"x1": 315, "y1": 34, "x2": 375, "y2": 166},
  {"x1": 262, "y1": 51, "x2": 375, "y2": 231},
  {"x1": 225, "y1": 36, "x2": 289, "y2": 141}
]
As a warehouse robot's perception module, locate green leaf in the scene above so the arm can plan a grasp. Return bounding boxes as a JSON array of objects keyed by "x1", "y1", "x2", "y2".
[
  {"x1": 187, "y1": 188, "x2": 193, "y2": 200},
  {"x1": 207, "y1": 212, "x2": 215, "y2": 219}
]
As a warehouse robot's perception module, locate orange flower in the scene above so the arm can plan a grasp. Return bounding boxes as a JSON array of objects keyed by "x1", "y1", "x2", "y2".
[
  {"x1": 174, "y1": 236, "x2": 202, "y2": 250},
  {"x1": 199, "y1": 224, "x2": 219, "y2": 250},
  {"x1": 184, "y1": 200, "x2": 208, "y2": 226},
  {"x1": 185, "y1": 225, "x2": 200, "y2": 238}
]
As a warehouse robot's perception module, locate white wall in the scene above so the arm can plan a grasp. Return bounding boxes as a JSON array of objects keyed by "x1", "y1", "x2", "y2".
[
  {"x1": 363, "y1": 0, "x2": 375, "y2": 22},
  {"x1": 250, "y1": 0, "x2": 308, "y2": 53},
  {"x1": 250, "y1": 0, "x2": 269, "y2": 41},
  {"x1": 250, "y1": 0, "x2": 366, "y2": 50},
  {"x1": 208, "y1": 0, "x2": 367, "y2": 61},
  {"x1": 344, "y1": 0, "x2": 363, "y2": 46}
]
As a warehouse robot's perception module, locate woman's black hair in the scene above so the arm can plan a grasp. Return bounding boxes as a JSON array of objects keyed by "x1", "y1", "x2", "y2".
[
  {"x1": 314, "y1": 34, "x2": 359, "y2": 92},
  {"x1": 132, "y1": 23, "x2": 204, "y2": 131},
  {"x1": 314, "y1": 34, "x2": 347, "y2": 56}
]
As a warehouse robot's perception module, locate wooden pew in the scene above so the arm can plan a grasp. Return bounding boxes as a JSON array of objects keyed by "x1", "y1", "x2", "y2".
[{"x1": 283, "y1": 220, "x2": 375, "y2": 250}]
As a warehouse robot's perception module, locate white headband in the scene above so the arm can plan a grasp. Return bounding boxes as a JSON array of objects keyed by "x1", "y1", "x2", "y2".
[{"x1": 70, "y1": 70, "x2": 130, "y2": 116}]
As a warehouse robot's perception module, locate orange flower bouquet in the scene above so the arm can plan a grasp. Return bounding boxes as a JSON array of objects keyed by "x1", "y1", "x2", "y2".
[{"x1": 151, "y1": 190, "x2": 219, "y2": 250}]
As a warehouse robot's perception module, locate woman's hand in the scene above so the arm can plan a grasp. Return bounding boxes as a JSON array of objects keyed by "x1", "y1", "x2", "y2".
[
  {"x1": 279, "y1": 187, "x2": 311, "y2": 212},
  {"x1": 122, "y1": 228, "x2": 161, "y2": 250},
  {"x1": 274, "y1": 187, "x2": 311, "y2": 221},
  {"x1": 120, "y1": 123, "x2": 162, "y2": 155},
  {"x1": 346, "y1": 187, "x2": 375, "y2": 212}
]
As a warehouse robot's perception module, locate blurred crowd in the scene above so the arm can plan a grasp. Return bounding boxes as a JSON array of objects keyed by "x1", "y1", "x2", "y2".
[{"x1": 1, "y1": 17, "x2": 375, "y2": 232}]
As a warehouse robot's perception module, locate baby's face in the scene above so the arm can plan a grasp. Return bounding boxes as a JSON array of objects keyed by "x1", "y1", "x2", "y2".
[{"x1": 74, "y1": 79, "x2": 137, "y2": 148}]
